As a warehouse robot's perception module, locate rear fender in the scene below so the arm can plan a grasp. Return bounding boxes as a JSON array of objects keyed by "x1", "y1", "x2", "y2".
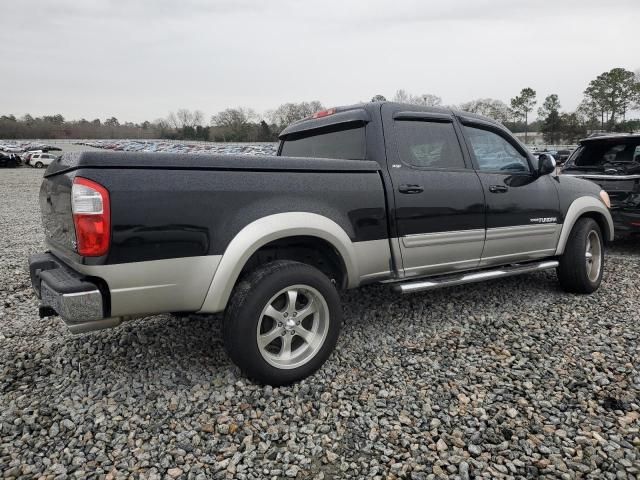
[{"x1": 197, "y1": 212, "x2": 359, "y2": 313}]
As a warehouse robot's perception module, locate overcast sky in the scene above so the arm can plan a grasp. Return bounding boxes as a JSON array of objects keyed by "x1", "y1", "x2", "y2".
[{"x1": 1, "y1": 0, "x2": 638, "y2": 123}]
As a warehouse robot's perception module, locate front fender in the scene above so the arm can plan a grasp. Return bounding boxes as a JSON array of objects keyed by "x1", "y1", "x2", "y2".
[{"x1": 555, "y1": 196, "x2": 614, "y2": 255}]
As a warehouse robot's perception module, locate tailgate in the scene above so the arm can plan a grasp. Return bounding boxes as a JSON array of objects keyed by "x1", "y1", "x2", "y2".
[{"x1": 39, "y1": 171, "x2": 77, "y2": 255}]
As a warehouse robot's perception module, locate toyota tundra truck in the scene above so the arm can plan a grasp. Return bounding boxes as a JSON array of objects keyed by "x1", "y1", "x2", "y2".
[{"x1": 29, "y1": 102, "x2": 614, "y2": 385}]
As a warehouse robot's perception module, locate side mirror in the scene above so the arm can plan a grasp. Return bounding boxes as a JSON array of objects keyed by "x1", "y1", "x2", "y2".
[{"x1": 538, "y1": 154, "x2": 556, "y2": 176}]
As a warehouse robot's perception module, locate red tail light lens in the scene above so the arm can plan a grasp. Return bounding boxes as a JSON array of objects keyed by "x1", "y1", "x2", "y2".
[
  {"x1": 72, "y1": 177, "x2": 110, "y2": 256},
  {"x1": 311, "y1": 108, "x2": 336, "y2": 119}
]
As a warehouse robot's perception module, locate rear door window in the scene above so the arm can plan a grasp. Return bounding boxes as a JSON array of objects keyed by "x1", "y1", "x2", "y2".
[
  {"x1": 394, "y1": 120, "x2": 466, "y2": 169},
  {"x1": 280, "y1": 125, "x2": 365, "y2": 160}
]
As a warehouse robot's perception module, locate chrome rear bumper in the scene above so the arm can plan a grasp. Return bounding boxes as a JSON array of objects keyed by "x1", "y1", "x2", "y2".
[{"x1": 29, "y1": 253, "x2": 121, "y2": 333}]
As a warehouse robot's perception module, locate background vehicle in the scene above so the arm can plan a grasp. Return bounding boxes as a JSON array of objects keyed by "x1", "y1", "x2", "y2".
[
  {"x1": 0, "y1": 144, "x2": 22, "y2": 153},
  {"x1": 554, "y1": 149, "x2": 573, "y2": 164},
  {"x1": 561, "y1": 133, "x2": 640, "y2": 236},
  {"x1": 23, "y1": 150, "x2": 42, "y2": 164},
  {"x1": 0, "y1": 153, "x2": 21, "y2": 168},
  {"x1": 29, "y1": 152, "x2": 58, "y2": 168},
  {"x1": 29, "y1": 102, "x2": 613, "y2": 385}
]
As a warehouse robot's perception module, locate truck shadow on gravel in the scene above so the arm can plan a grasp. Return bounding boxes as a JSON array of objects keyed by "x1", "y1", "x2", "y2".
[
  {"x1": 56, "y1": 313, "x2": 233, "y2": 387},
  {"x1": 56, "y1": 270, "x2": 563, "y2": 384}
]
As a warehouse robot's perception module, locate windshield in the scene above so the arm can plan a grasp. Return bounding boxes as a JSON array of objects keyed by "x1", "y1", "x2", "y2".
[
  {"x1": 568, "y1": 140, "x2": 640, "y2": 169},
  {"x1": 280, "y1": 124, "x2": 366, "y2": 160}
]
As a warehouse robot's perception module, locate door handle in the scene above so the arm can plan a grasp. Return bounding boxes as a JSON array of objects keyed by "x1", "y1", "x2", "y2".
[
  {"x1": 489, "y1": 185, "x2": 508, "y2": 193},
  {"x1": 399, "y1": 184, "x2": 424, "y2": 194}
]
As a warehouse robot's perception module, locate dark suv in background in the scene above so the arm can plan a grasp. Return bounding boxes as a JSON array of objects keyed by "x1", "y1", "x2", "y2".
[{"x1": 561, "y1": 134, "x2": 640, "y2": 236}]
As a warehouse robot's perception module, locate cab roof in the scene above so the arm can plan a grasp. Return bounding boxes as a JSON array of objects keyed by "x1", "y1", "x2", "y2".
[{"x1": 278, "y1": 101, "x2": 506, "y2": 140}]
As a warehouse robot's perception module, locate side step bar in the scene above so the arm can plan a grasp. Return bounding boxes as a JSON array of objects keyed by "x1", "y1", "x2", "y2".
[{"x1": 394, "y1": 260, "x2": 559, "y2": 294}]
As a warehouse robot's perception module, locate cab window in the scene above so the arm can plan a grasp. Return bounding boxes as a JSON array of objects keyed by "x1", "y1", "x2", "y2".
[
  {"x1": 280, "y1": 124, "x2": 365, "y2": 160},
  {"x1": 395, "y1": 120, "x2": 465, "y2": 169},
  {"x1": 464, "y1": 126, "x2": 530, "y2": 173}
]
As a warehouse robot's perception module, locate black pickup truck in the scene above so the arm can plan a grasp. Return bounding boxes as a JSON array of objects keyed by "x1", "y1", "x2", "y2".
[{"x1": 30, "y1": 102, "x2": 614, "y2": 385}]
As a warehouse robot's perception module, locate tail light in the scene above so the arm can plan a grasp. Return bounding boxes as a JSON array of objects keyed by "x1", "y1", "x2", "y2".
[
  {"x1": 72, "y1": 177, "x2": 110, "y2": 256},
  {"x1": 311, "y1": 108, "x2": 336, "y2": 119}
]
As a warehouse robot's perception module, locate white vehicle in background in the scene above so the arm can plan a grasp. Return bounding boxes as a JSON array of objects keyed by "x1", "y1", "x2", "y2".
[
  {"x1": 23, "y1": 150, "x2": 43, "y2": 164},
  {"x1": 29, "y1": 153, "x2": 57, "y2": 168},
  {"x1": 1, "y1": 144, "x2": 22, "y2": 153}
]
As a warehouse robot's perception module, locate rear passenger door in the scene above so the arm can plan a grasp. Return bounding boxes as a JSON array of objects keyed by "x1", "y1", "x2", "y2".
[
  {"x1": 383, "y1": 106, "x2": 486, "y2": 278},
  {"x1": 460, "y1": 121, "x2": 561, "y2": 266}
]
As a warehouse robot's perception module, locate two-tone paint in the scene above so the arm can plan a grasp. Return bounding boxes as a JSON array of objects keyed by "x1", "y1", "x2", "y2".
[
  {"x1": 36, "y1": 102, "x2": 613, "y2": 332},
  {"x1": 40, "y1": 151, "x2": 392, "y2": 325}
]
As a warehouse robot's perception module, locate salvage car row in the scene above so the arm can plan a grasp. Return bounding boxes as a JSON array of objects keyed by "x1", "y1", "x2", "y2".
[
  {"x1": 0, "y1": 142, "x2": 64, "y2": 168},
  {"x1": 0, "y1": 151, "x2": 60, "y2": 168},
  {"x1": 75, "y1": 139, "x2": 278, "y2": 156},
  {"x1": 0, "y1": 140, "x2": 279, "y2": 167}
]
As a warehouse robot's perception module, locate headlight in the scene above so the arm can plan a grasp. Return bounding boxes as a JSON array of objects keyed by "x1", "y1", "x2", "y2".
[{"x1": 599, "y1": 190, "x2": 611, "y2": 209}]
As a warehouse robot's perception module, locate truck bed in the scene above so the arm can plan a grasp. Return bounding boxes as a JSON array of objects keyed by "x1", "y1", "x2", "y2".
[
  {"x1": 40, "y1": 151, "x2": 389, "y2": 265},
  {"x1": 45, "y1": 151, "x2": 381, "y2": 177}
]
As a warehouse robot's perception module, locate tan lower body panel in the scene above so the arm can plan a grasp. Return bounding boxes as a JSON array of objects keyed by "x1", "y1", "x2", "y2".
[
  {"x1": 480, "y1": 224, "x2": 561, "y2": 267},
  {"x1": 73, "y1": 255, "x2": 222, "y2": 317}
]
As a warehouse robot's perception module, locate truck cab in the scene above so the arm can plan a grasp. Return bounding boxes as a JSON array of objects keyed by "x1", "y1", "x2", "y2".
[{"x1": 278, "y1": 103, "x2": 605, "y2": 282}]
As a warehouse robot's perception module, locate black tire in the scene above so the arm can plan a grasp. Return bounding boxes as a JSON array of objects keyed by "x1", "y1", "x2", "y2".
[
  {"x1": 35, "y1": 162, "x2": 43, "y2": 168},
  {"x1": 224, "y1": 260, "x2": 342, "y2": 386},
  {"x1": 557, "y1": 217, "x2": 604, "y2": 294}
]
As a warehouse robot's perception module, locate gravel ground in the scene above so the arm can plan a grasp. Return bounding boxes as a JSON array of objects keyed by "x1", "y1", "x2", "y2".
[{"x1": 1, "y1": 167, "x2": 639, "y2": 479}]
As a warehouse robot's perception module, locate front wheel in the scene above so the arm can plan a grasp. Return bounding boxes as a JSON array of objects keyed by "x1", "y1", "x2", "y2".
[
  {"x1": 557, "y1": 217, "x2": 604, "y2": 293},
  {"x1": 224, "y1": 260, "x2": 342, "y2": 385},
  {"x1": 35, "y1": 161, "x2": 44, "y2": 168}
]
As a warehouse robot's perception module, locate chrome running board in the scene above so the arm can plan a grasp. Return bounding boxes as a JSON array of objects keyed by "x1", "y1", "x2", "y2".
[{"x1": 394, "y1": 260, "x2": 559, "y2": 294}]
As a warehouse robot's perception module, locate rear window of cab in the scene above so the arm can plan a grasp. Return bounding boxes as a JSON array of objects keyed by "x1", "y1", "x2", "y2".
[{"x1": 280, "y1": 124, "x2": 366, "y2": 160}]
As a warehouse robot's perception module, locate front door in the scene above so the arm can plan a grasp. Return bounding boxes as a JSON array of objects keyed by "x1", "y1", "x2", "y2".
[
  {"x1": 461, "y1": 123, "x2": 561, "y2": 266},
  {"x1": 383, "y1": 106, "x2": 486, "y2": 278}
]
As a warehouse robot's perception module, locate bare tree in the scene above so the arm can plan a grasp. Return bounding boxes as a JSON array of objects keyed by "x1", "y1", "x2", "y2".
[
  {"x1": 392, "y1": 89, "x2": 442, "y2": 107},
  {"x1": 167, "y1": 112, "x2": 180, "y2": 129},
  {"x1": 393, "y1": 89, "x2": 411, "y2": 103},
  {"x1": 175, "y1": 109, "x2": 204, "y2": 128},
  {"x1": 268, "y1": 101, "x2": 324, "y2": 128},
  {"x1": 415, "y1": 94, "x2": 442, "y2": 107},
  {"x1": 459, "y1": 98, "x2": 511, "y2": 124}
]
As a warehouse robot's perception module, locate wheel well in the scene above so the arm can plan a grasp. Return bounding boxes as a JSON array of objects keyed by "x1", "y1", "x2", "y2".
[
  {"x1": 239, "y1": 236, "x2": 348, "y2": 289},
  {"x1": 580, "y1": 212, "x2": 611, "y2": 244}
]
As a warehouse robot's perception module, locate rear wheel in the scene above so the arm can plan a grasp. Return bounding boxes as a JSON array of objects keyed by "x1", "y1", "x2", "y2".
[
  {"x1": 35, "y1": 161, "x2": 44, "y2": 168},
  {"x1": 557, "y1": 218, "x2": 604, "y2": 293},
  {"x1": 224, "y1": 260, "x2": 341, "y2": 385}
]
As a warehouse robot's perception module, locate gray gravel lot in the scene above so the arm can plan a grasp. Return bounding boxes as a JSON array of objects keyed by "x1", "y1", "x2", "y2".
[{"x1": 1, "y1": 167, "x2": 639, "y2": 479}]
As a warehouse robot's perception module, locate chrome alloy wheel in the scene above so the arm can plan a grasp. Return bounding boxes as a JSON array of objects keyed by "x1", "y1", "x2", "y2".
[
  {"x1": 256, "y1": 285, "x2": 330, "y2": 369},
  {"x1": 585, "y1": 229, "x2": 602, "y2": 282}
]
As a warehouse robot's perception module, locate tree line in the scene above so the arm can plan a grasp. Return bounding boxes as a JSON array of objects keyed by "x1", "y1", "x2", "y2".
[{"x1": 1, "y1": 67, "x2": 638, "y2": 144}]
